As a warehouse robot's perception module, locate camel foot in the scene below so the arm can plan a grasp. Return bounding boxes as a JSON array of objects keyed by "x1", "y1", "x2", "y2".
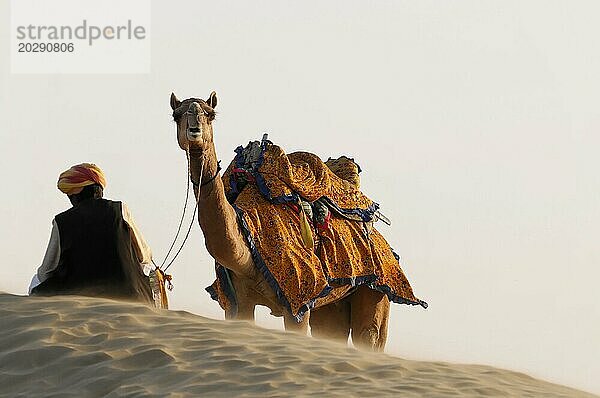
[
  {"x1": 352, "y1": 326, "x2": 382, "y2": 352},
  {"x1": 283, "y1": 312, "x2": 310, "y2": 335}
]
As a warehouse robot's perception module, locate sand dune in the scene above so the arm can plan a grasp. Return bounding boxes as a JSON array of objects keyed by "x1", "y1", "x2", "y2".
[{"x1": 0, "y1": 293, "x2": 594, "y2": 397}]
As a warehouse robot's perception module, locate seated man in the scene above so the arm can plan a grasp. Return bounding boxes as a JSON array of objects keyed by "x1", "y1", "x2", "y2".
[{"x1": 29, "y1": 163, "x2": 154, "y2": 304}]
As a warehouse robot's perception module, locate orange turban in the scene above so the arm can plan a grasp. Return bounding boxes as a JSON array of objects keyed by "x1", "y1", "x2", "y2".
[{"x1": 57, "y1": 163, "x2": 107, "y2": 195}]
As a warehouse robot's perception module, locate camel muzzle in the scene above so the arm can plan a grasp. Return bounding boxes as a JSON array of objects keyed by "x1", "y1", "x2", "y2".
[{"x1": 186, "y1": 102, "x2": 204, "y2": 141}]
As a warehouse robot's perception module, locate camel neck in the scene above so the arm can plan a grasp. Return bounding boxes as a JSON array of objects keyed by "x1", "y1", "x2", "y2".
[
  {"x1": 188, "y1": 144, "x2": 219, "y2": 190},
  {"x1": 187, "y1": 142, "x2": 254, "y2": 277},
  {"x1": 188, "y1": 142, "x2": 227, "y2": 221}
]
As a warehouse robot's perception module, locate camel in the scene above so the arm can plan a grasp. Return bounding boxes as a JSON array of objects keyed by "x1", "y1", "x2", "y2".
[{"x1": 170, "y1": 91, "x2": 396, "y2": 350}]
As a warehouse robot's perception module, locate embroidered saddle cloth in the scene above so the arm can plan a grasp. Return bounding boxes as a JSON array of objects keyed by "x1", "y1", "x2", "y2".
[{"x1": 207, "y1": 140, "x2": 427, "y2": 320}]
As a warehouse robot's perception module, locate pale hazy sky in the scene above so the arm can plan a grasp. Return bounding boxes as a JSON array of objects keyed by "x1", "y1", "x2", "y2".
[{"x1": 1, "y1": 1, "x2": 599, "y2": 394}]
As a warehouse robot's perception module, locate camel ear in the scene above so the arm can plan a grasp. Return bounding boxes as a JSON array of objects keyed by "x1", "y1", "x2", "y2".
[
  {"x1": 170, "y1": 93, "x2": 181, "y2": 110},
  {"x1": 207, "y1": 91, "x2": 218, "y2": 109}
]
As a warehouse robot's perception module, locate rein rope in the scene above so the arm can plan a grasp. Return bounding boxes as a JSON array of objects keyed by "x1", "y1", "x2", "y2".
[
  {"x1": 161, "y1": 148, "x2": 204, "y2": 272},
  {"x1": 157, "y1": 149, "x2": 192, "y2": 270},
  {"x1": 150, "y1": 145, "x2": 220, "y2": 309},
  {"x1": 191, "y1": 160, "x2": 222, "y2": 188}
]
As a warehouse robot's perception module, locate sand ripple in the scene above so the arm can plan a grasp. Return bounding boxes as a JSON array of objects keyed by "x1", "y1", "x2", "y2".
[{"x1": 0, "y1": 293, "x2": 594, "y2": 397}]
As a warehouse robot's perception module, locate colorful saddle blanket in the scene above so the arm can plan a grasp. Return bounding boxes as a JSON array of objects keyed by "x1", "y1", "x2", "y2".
[{"x1": 207, "y1": 139, "x2": 427, "y2": 321}]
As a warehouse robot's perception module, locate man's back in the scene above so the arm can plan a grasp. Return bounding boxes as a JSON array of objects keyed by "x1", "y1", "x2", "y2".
[{"x1": 32, "y1": 198, "x2": 152, "y2": 302}]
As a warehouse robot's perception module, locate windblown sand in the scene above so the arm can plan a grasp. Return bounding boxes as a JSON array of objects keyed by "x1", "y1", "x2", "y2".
[{"x1": 0, "y1": 293, "x2": 594, "y2": 397}]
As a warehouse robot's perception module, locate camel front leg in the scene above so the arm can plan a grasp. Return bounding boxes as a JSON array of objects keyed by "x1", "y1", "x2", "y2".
[
  {"x1": 283, "y1": 311, "x2": 310, "y2": 335},
  {"x1": 234, "y1": 300, "x2": 256, "y2": 323},
  {"x1": 310, "y1": 300, "x2": 351, "y2": 344},
  {"x1": 350, "y1": 285, "x2": 390, "y2": 352}
]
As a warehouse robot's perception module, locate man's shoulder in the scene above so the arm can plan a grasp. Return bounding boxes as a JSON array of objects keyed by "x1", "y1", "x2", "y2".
[
  {"x1": 56, "y1": 198, "x2": 123, "y2": 219},
  {"x1": 55, "y1": 207, "x2": 72, "y2": 219},
  {"x1": 101, "y1": 198, "x2": 123, "y2": 207},
  {"x1": 98, "y1": 199, "x2": 125, "y2": 216}
]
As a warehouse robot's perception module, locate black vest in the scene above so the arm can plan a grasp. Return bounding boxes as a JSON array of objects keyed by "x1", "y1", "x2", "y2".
[{"x1": 32, "y1": 198, "x2": 153, "y2": 303}]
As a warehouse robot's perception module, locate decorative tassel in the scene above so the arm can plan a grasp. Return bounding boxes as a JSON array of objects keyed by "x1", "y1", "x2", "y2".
[
  {"x1": 149, "y1": 268, "x2": 172, "y2": 309},
  {"x1": 298, "y1": 204, "x2": 314, "y2": 250}
]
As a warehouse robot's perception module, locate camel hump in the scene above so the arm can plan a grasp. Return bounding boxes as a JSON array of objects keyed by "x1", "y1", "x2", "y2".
[{"x1": 325, "y1": 156, "x2": 362, "y2": 188}]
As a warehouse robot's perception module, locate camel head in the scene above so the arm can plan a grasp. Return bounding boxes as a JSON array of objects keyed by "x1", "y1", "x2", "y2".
[{"x1": 170, "y1": 91, "x2": 218, "y2": 151}]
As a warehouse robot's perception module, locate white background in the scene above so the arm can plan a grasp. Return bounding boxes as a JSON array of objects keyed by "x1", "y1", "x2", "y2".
[{"x1": 1, "y1": 1, "x2": 599, "y2": 395}]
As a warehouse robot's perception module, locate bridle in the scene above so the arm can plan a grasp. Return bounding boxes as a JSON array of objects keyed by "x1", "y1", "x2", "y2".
[
  {"x1": 172, "y1": 99, "x2": 216, "y2": 138},
  {"x1": 190, "y1": 160, "x2": 222, "y2": 189}
]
